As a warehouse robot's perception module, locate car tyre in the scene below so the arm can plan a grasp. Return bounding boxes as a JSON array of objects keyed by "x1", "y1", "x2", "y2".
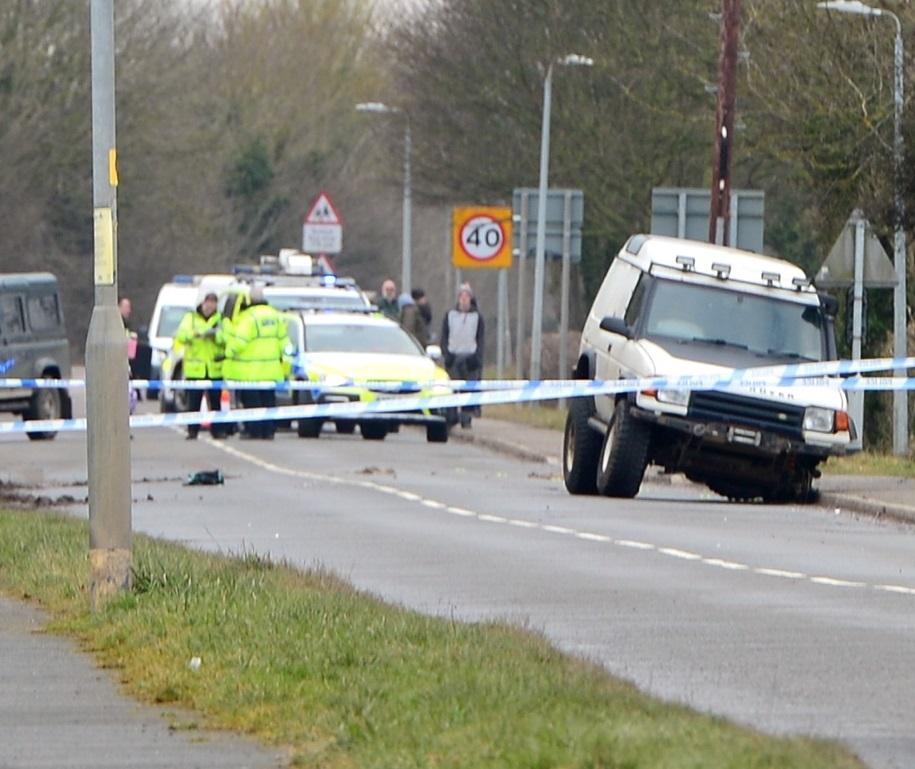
[
  {"x1": 562, "y1": 396, "x2": 601, "y2": 495},
  {"x1": 596, "y1": 400, "x2": 650, "y2": 498},
  {"x1": 360, "y1": 422, "x2": 387, "y2": 441},
  {"x1": 26, "y1": 387, "x2": 61, "y2": 441},
  {"x1": 426, "y1": 421, "x2": 449, "y2": 443},
  {"x1": 335, "y1": 420, "x2": 356, "y2": 435},
  {"x1": 297, "y1": 419, "x2": 323, "y2": 438}
]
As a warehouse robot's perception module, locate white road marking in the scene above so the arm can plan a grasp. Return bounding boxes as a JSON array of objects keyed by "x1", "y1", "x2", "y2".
[
  {"x1": 202, "y1": 438, "x2": 914, "y2": 599},
  {"x1": 702, "y1": 558, "x2": 749, "y2": 571},
  {"x1": 508, "y1": 518, "x2": 540, "y2": 528},
  {"x1": 658, "y1": 547, "x2": 702, "y2": 561},
  {"x1": 615, "y1": 539, "x2": 655, "y2": 551},
  {"x1": 810, "y1": 576, "x2": 866, "y2": 588},
  {"x1": 755, "y1": 567, "x2": 806, "y2": 579},
  {"x1": 542, "y1": 525, "x2": 575, "y2": 535}
]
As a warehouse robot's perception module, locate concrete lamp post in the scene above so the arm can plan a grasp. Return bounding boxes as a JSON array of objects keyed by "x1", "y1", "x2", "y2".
[
  {"x1": 817, "y1": 0, "x2": 909, "y2": 455},
  {"x1": 529, "y1": 53, "x2": 593, "y2": 381},
  {"x1": 356, "y1": 102, "x2": 412, "y2": 295}
]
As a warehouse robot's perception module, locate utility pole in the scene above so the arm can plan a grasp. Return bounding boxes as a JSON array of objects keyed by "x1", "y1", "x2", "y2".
[
  {"x1": 88, "y1": 0, "x2": 132, "y2": 609},
  {"x1": 708, "y1": 0, "x2": 741, "y2": 246}
]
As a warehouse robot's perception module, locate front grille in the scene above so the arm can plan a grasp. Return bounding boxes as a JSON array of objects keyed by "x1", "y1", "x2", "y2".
[{"x1": 688, "y1": 391, "x2": 804, "y2": 438}]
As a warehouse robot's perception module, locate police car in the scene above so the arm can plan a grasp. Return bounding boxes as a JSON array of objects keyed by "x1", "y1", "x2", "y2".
[{"x1": 287, "y1": 312, "x2": 452, "y2": 442}]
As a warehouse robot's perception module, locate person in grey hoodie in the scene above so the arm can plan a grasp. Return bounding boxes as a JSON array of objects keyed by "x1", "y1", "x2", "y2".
[{"x1": 441, "y1": 286, "x2": 484, "y2": 426}]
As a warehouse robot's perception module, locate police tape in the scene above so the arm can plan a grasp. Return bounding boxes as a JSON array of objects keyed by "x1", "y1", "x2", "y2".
[
  {"x1": 5, "y1": 374, "x2": 915, "y2": 435},
  {"x1": 5, "y1": 354, "x2": 915, "y2": 394}
]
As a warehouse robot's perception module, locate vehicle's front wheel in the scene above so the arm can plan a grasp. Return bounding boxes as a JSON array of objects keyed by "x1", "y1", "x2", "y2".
[
  {"x1": 596, "y1": 400, "x2": 651, "y2": 498},
  {"x1": 26, "y1": 387, "x2": 61, "y2": 441},
  {"x1": 563, "y1": 396, "x2": 601, "y2": 495},
  {"x1": 360, "y1": 422, "x2": 387, "y2": 441},
  {"x1": 335, "y1": 420, "x2": 356, "y2": 435},
  {"x1": 426, "y1": 421, "x2": 449, "y2": 443}
]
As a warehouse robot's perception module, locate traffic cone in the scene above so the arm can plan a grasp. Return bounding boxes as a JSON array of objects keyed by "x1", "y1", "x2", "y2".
[{"x1": 201, "y1": 390, "x2": 211, "y2": 430}]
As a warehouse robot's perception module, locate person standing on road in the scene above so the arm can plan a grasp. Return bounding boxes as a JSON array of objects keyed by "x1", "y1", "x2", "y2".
[
  {"x1": 441, "y1": 285, "x2": 484, "y2": 427},
  {"x1": 411, "y1": 288, "x2": 434, "y2": 340},
  {"x1": 175, "y1": 291, "x2": 225, "y2": 440},
  {"x1": 399, "y1": 292, "x2": 429, "y2": 348},
  {"x1": 225, "y1": 287, "x2": 289, "y2": 440},
  {"x1": 378, "y1": 278, "x2": 399, "y2": 321}
]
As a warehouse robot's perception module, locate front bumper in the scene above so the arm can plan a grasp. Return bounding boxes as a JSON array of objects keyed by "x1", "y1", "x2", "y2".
[
  {"x1": 631, "y1": 406, "x2": 849, "y2": 459},
  {"x1": 290, "y1": 385, "x2": 449, "y2": 426}
]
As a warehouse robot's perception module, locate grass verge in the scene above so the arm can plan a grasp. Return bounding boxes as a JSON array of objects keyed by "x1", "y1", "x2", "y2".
[
  {"x1": 825, "y1": 451, "x2": 915, "y2": 477},
  {"x1": 484, "y1": 402, "x2": 566, "y2": 431},
  {"x1": 0, "y1": 509, "x2": 865, "y2": 769}
]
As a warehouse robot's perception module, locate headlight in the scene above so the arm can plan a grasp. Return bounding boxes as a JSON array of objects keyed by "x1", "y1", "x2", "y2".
[
  {"x1": 803, "y1": 406, "x2": 835, "y2": 433},
  {"x1": 656, "y1": 389, "x2": 690, "y2": 407}
]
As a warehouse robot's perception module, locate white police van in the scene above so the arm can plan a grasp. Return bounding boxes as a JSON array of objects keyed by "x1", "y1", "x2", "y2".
[{"x1": 564, "y1": 235, "x2": 852, "y2": 503}]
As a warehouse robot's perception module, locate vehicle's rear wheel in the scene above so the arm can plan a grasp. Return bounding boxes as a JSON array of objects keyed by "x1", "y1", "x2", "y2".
[
  {"x1": 596, "y1": 400, "x2": 650, "y2": 498},
  {"x1": 173, "y1": 366, "x2": 189, "y2": 413},
  {"x1": 360, "y1": 422, "x2": 387, "y2": 440},
  {"x1": 26, "y1": 387, "x2": 61, "y2": 441},
  {"x1": 335, "y1": 420, "x2": 356, "y2": 435},
  {"x1": 562, "y1": 396, "x2": 601, "y2": 495},
  {"x1": 426, "y1": 421, "x2": 449, "y2": 443},
  {"x1": 297, "y1": 419, "x2": 323, "y2": 438}
]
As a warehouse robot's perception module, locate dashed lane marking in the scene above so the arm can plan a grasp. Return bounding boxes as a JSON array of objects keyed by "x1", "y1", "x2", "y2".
[{"x1": 202, "y1": 437, "x2": 914, "y2": 600}]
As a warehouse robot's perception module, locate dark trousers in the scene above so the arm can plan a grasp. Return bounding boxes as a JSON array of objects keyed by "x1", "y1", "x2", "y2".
[
  {"x1": 240, "y1": 388, "x2": 276, "y2": 438},
  {"x1": 187, "y1": 385, "x2": 225, "y2": 437}
]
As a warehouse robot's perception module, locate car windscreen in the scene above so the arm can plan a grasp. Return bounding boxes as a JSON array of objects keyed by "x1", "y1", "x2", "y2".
[
  {"x1": 305, "y1": 324, "x2": 422, "y2": 355},
  {"x1": 156, "y1": 305, "x2": 191, "y2": 338},
  {"x1": 642, "y1": 279, "x2": 824, "y2": 361},
  {"x1": 267, "y1": 293, "x2": 369, "y2": 311}
]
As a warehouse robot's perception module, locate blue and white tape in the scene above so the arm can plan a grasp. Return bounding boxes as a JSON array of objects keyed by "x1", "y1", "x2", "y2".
[
  {"x1": 6, "y1": 354, "x2": 915, "y2": 394},
  {"x1": 3, "y1": 373, "x2": 915, "y2": 435}
]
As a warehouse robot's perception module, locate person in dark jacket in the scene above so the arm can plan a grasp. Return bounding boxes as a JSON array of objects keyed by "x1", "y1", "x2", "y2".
[
  {"x1": 399, "y1": 292, "x2": 429, "y2": 348},
  {"x1": 411, "y1": 288, "x2": 433, "y2": 327},
  {"x1": 440, "y1": 286, "x2": 484, "y2": 427}
]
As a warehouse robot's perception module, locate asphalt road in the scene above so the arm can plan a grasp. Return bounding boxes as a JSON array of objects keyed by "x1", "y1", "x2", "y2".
[{"x1": 3, "y1": 395, "x2": 915, "y2": 769}]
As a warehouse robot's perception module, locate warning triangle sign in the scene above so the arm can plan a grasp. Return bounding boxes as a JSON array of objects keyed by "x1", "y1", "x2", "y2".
[{"x1": 304, "y1": 191, "x2": 342, "y2": 225}]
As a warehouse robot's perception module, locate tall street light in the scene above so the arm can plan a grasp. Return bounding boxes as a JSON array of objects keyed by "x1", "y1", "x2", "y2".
[
  {"x1": 356, "y1": 102, "x2": 412, "y2": 294},
  {"x1": 530, "y1": 53, "x2": 593, "y2": 381},
  {"x1": 817, "y1": 0, "x2": 908, "y2": 454}
]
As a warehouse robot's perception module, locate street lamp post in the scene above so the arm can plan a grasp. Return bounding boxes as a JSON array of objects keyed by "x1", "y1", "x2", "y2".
[
  {"x1": 529, "y1": 53, "x2": 593, "y2": 381},
  {"x1": 356, "y1": 102, "x2": 412, "y2": 294},
  {"x1": 817, "y1": 0, "x2": 908, "y2": 455}
]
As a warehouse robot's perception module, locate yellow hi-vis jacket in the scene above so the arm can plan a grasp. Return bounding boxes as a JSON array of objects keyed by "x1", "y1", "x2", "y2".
[
  {"x1": 225, "y1": 303, "x2": 288, "y2": 382},
  {"x1": 174, "y1": 308, "x2": 224, "y2": 379}
]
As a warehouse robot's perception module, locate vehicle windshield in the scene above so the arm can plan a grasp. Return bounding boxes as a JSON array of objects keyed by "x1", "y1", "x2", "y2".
[
  {"x1": 305, "y1": 324, "x2": 422, "y2": 355},
  {"x1": 156, "y1": 305, "x2": 192, "y2": 338},
  {"x1": 267, "y1": 292, "x2": 369, "y2": 311},
  {"x1": 643, "y1": 279, "x2": 824, "y2": 361}
]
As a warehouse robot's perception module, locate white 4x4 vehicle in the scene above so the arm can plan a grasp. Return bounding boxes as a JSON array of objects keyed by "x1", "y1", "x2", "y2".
[{"x1": 564, "y1": 235, "x2": 853, "y2": 503}]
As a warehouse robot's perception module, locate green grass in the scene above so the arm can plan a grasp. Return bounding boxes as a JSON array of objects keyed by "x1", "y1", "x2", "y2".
[
  {"x1": 825, "y1": 451, "x2": 915, "y2": 477},
  {"x1": 0, "y1": 509, "x2": 865, "y2": 769},
  {"x1": 485, "y1": 402, "x2": 566, "y2": 431}
]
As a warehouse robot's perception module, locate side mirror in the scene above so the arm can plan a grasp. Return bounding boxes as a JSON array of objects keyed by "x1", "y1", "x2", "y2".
[{"x1": 599, "y1": 316, "x2": 633, "y2": 339}]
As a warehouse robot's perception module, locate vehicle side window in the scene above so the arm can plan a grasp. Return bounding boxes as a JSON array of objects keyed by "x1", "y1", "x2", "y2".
[
  {"x1": 26, "y1": 293, "x2": 60, "y2": 332},
  {"x1": 591, "y1": 260, "x2": 642, "y2": 320},
  {"x1": 0, "y1": 295, "x2": 25, "y2": 337},
  {"x1": 624, "y1": 274, "x2": 651, "y2": 327}
]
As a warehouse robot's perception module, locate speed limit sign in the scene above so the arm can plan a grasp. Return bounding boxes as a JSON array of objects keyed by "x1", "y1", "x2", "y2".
[{"x1": 452, "y1": 206, "x2": 513, "y2": 269}]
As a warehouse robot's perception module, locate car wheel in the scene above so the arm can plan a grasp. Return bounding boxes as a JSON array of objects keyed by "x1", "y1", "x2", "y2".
[
  {"x1": 173, "y1": 366, "x2": 189, "y2": 413},
  {"x1": 360, "y1": 422, "x2": 387, "y2": 441},
  {"x1": 297, "y1": 419, "x2": 323, "y2": 438},
  {"x1": 426, "y1": 421, "x2": 449, "y2": 443},
  {"x1": 562, "y1": 396, "x2": 601, "y2": 495},
  {"x1": 596, "y1": 400, "x2": 650, "y2": 498},
  {"x1": 26, "y1": 387, "x2": 61, "y2": 441},
  {"x1": 335, "y1": 420, "x2": 356, "y2": 435}
]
